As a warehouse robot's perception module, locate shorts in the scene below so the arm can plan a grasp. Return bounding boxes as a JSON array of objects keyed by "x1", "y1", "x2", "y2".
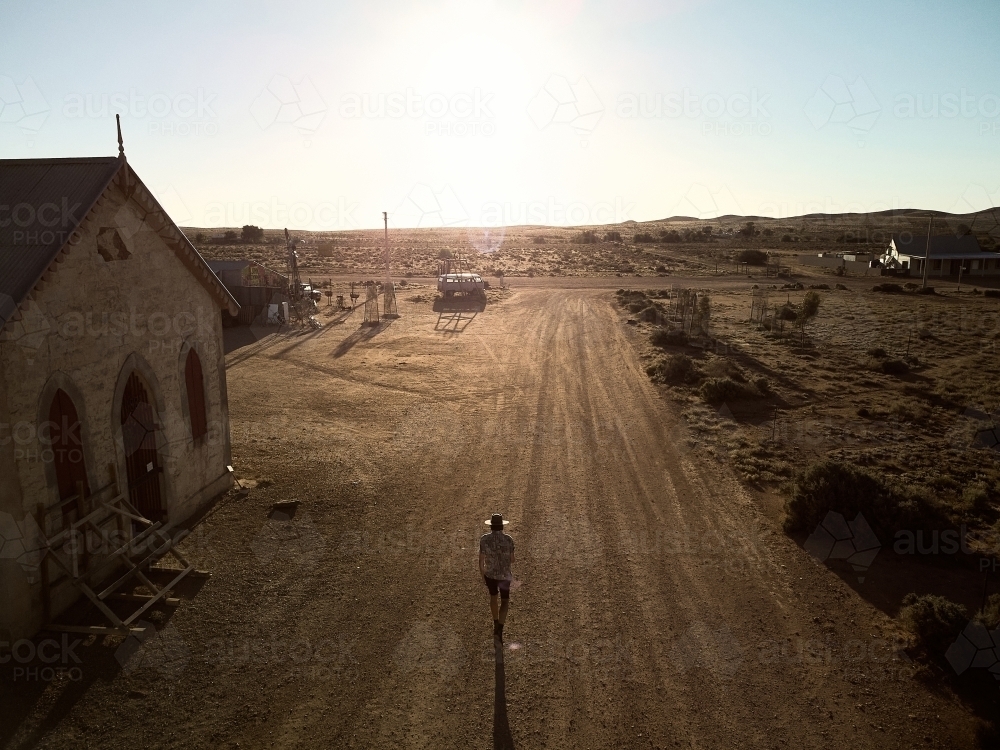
[{"x1": 483, "y1": 576, "x2": 511, "y2": 599}]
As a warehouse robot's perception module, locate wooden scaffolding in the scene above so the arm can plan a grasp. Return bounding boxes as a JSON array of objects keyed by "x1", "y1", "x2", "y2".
[{"x1": 38, "y1": 472, "x2": 207, "y2": 637}]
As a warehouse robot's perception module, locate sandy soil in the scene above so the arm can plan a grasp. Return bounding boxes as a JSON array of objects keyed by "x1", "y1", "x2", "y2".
[{"x1": 2, "y1": 279, "x2": 984, "y2": 749}]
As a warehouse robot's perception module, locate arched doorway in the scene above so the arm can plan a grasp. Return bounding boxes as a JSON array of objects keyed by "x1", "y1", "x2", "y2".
[
  {"x1": 48, "y1": 388, "x2": 90, "y2": 521},
  {"x1": 120, "y1": 371, "x2": 165, "y2": 521}
]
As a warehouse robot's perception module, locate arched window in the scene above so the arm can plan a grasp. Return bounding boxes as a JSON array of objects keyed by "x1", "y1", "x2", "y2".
[
  {"x1": 47, "y1": 389, "x2": 89, "y2": 514},
  {"x1": 184, "y1": 348, "x2": 208, "y2": 441}
]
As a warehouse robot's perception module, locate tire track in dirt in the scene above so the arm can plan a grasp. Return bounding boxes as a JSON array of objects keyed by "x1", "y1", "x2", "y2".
[{"x1": 21, "y1": 285, "x2": 979, "y2": 750}]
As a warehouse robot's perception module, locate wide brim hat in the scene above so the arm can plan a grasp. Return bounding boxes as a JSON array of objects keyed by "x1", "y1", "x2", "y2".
[{"x1": 485, "y1": 513, "x2": 509, "y2": 528}]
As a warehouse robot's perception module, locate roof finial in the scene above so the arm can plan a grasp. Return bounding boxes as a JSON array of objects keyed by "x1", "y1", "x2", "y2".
[{"x1": 116, "y1": 114, "x2": 125, "y2": 158}]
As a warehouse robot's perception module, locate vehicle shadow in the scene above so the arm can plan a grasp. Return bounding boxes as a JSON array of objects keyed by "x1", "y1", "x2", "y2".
[
  {"x1": 435, "y1": 311, "x2": 478, "y2": 334},
  {"x1": 332, "y1": 319, "x2": 393, "y2": 358},
  {"x1": 493, "y1": 635, "x2": 514, "y2": 750},
  {"x1": 433, "y1": 295, "x2": 486, "y2": 335},
  {"x1": 432, "y1": 295, "x2": 487, "y2": 314}
]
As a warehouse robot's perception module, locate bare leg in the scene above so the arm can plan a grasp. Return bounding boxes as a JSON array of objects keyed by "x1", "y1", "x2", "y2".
[
  {"x1": 498, "y1": 598, "x2": 509, "y2": 625},
  {"x1": 490, "y1": 594, "x2": 500, "y2": 622}
]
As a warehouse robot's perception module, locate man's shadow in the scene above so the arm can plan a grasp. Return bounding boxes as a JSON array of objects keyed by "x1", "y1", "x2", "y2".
[{"x1": 493, "y1": 635, "x2": 515, "y2": 750}]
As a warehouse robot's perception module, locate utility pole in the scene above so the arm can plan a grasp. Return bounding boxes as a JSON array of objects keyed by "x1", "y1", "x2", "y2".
[
  {"x1": 921, "y1": 215, "x2": 932, "y2": 290},
  {"x1": 382, "y1": 211, "x2": 397, "y2": 317}
]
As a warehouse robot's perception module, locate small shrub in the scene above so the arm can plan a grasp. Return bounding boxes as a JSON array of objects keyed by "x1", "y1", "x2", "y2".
[
  {"x1": 532, "y1": 236, "x2": 546, "y2": 244},
  {"x1": 638, "y1": 305, "x2": 660, "y2": 322},
  {"x1": 660, "y1": 354, "x2": 700, "y2": 385},
  {"x1": 784, "y1": 460, "x2": 948, "y2": 539},
  {"x1": 962, "y1": 481, "x2": 992, "y2": 515},
  {"x1": 634, "y1": 232, "x2": 655, "y2": 243},
  {"x1": 627, "y1": 300, "x2": 650, "y2": 313},
  {"x1": 604, "y1": 231, "x2": 622, "y2": 242},
  {"x1": 651, "y1": 327, "x2": 688, "y2": 347},
  {"x1": 808, "y1": 284, "x2": 829, "y2": 290},
  {"x1": 799, "y1": 290, "x2": 820, "y2": 321},
  {"x1": 700, "y1": 377, "x2": 755, "y2": 403},
  {"x1": 984, "y1": 289, "x2": 1000, "y2": 299},
  {"x1": 835, "y1": 283, "x2": 848, "y2": 290},
  {"x1": 879, "y1": 359, "x2": 909, "y2": 376},
  {"x1": 753, "y1": 376, "x2": 771, "y2": 395},
  {"x1": 777, "y1": 304, "x2": 798, "y2": 321},
  {"x1": 781, "y1": 234, "x2": 792, "y2": 242},
  {"x1": 899, "y1": 593, "x2": 967, "y2": 656},
  {"x1": 866, "y1": 347, "x2": 887, "y2": 358},
  {"x1": 736, "y1": 249, "x2": 768, "y2": 265},
  {"x1": 976, "y1": 594, "x2": 1000, "y2": 630}
]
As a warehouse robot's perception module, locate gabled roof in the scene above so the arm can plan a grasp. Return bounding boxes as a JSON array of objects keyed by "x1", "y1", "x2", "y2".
[
  {"x1": 0, "y1": 155, "x2": 239, "y2": 329},
  {"x1": 890, "y1": 233, "x2": 995, "y2": 258}
]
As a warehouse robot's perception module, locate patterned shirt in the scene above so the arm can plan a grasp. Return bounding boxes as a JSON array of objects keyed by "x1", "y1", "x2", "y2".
[{"x1": 480, "y1": 531, "x2": 515, "y2": 579}]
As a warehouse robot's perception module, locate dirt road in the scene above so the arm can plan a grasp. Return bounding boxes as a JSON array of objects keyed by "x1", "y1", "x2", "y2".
[{"x1": 6, "y1": 284, "x2": 978, "y2": 749}]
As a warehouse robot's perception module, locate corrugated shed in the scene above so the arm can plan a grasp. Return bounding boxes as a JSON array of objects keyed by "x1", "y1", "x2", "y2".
[
  {"x1": 891, "y1": 233, "x2": 992, "y2": 258},
  {"x1": 0, "y1": 157, "x2": 121, "y2": 324}
]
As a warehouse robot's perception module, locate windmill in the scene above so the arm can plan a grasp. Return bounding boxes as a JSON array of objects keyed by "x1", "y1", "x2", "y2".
[
  {"x1": 363, "y1": 281, "x2": 380, "y2": 325},
  {"x1": 285, "y1": 228, "x2": 302, "y2": 300}
]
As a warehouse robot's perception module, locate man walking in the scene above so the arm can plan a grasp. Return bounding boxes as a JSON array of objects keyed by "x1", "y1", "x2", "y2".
[{"x1": 480, "y1": 513, "x2": 515, "y2": 638}]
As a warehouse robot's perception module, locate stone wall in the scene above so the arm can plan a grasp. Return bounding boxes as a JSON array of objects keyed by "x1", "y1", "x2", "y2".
[{"x1": 0, "y1": 180, "x2": 233, "y2": 640}]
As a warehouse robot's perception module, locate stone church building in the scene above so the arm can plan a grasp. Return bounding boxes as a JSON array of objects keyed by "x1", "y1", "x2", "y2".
[{"x1": 0, "y1": 146, "x2": 239, "y2": 640}]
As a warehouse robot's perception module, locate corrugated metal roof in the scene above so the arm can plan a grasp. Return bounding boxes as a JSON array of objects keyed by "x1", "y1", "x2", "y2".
[
  {"x1": 0, "y1": 157, "x2": 122, "y2": 324},
  {"x1": 891, "y1": 233, "x2": 997, "y2": 258}
]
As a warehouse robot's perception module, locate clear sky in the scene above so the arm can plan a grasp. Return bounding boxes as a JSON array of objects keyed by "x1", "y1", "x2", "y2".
[{"x1": 2, "y1": 0, "x2": 999, "y2": 229}]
